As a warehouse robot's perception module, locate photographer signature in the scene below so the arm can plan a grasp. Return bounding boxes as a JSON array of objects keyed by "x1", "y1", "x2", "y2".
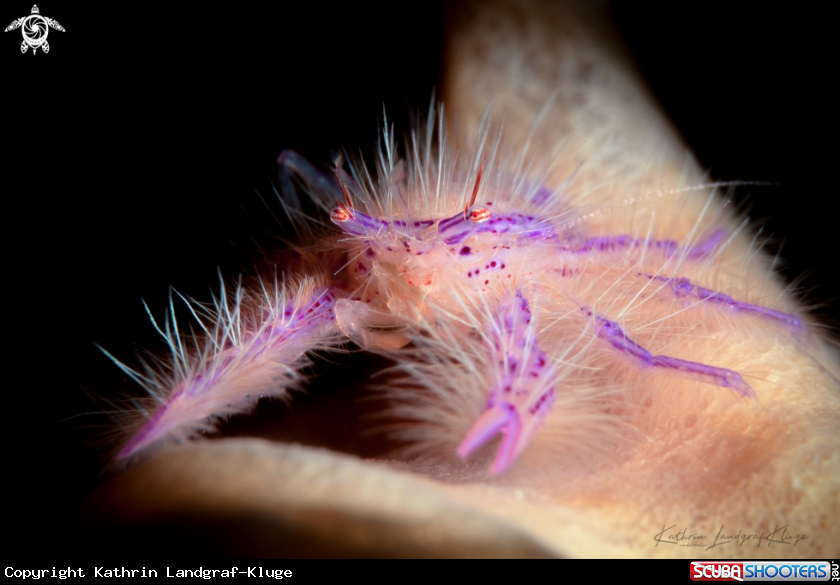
[{"x1": 653, "y1": 524, "x2": 809, "y2": 551}]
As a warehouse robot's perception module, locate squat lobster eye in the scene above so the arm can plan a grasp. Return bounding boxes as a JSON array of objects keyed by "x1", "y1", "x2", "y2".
[
  {"x1": 330, "y1": 202, "x2": 353, "y2": 222},
  {"x1": 468, "y1": 207, "x2": 491, "y2": 223}
]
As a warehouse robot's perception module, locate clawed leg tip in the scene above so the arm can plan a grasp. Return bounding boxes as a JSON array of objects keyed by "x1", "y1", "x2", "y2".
[
  {"x1": 724, "y1": 372, "x2": 756, "y2": 399},
  {"x1": 457, "y1": 403, "x2": 524, "y2": 474}
]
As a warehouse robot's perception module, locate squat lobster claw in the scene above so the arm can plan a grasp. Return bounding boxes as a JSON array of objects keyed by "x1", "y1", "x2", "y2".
[
  {"x1": 456, "y1": 290, "x2": 557, "y2": 474},
  {"x1": 456, "y1": 287, "x2": 759, "y2": 474},
  {"x1": 458, "y1": 402, "x2": 524, "y2": 474}
]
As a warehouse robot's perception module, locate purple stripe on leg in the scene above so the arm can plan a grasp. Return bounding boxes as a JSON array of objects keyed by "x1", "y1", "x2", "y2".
[
  {"x1": 588, "y1": 310, "x2": 654, "y2": 365},
  {"x1": 644, "y1": 274, "x2": 803, "y2": 333},
  {"x1": 585, "y1": 307, "x2": 755, "y2": 398},
  {"x1": 566, "y1": 235, "x2": 679, "y2": 255},
  {"x1": 651, "y1": 355, "x2": 755, "y2": 398},
  {"x1": 563, "y1": 229, "x2": 727, "y2": 259}
]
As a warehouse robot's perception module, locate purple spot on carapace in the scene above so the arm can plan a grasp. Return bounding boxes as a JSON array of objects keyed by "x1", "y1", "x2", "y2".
[{"x1": 460, "y1": 246, "x2": 471, "y2": 255}]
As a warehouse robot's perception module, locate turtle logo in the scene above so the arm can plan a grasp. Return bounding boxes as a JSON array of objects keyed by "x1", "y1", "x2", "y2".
[{"x1": 5, "y1": 5, "x2": 65, "y2": 54}]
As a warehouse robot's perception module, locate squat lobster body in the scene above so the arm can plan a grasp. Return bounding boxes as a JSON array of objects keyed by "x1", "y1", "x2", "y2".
[{"x1": 111, "y1": 111, "x2": 802, "y2": 474}]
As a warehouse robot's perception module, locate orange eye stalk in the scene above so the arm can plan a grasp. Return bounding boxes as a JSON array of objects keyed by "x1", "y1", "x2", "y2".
[
  {"x1": 468, "y1": 207, "x2": 491, "y2": 223},
  {"x1": 463, "y1": 164, "x2": 484, "y2": 219},
  {"x1": 330, "y1": 202, "x2": 353, "y2": 222}
]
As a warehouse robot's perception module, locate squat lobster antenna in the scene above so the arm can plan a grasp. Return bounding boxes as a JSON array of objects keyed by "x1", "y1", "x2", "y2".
[
  {"x1": 331, "y1": 151, "x2": 355, "y2": 211},
  {"x1": 619, "y1": 180, "x2": 777, "y2": 209}
]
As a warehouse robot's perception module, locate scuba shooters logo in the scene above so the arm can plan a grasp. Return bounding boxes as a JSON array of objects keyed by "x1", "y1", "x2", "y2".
[{"x1": 690, "y1": 561, "x2": 832, "y2": 581}]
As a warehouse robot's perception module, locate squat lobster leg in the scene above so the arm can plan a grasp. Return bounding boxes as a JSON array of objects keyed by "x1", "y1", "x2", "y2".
[
  {"x1": 637, "y1": 273, "x2": 804, "y2": 334},
  {"x1": 565, "y1": 227, "x2": 728, "y2": 259},
  {"x1": 113, "y1": 279, "x2": 339, "y2": 460},
  {"x1": 458, "y1": 290, "x2": 557, "y2": 474},
  {"x1": 581, "y1": 307, "x2": 756, "y2": 398}
]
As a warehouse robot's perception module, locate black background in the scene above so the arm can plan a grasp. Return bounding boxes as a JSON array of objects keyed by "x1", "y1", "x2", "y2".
[{"x1": 3, "y1": 2, "x2": 835, "y2": 555}]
